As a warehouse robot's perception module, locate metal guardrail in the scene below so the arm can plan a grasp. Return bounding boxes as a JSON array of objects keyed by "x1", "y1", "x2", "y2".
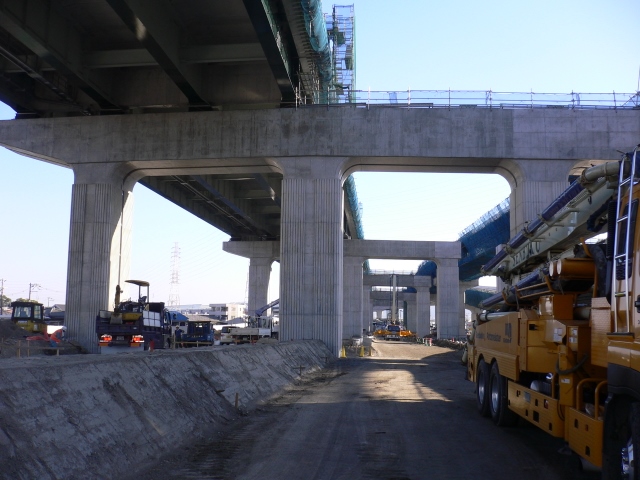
[
  {"x1": 296, "y1": 89, "x2": 640, "y2": 110},
  {"x1": 367, "y1": 269, "x2": 416, "y2": 276}
]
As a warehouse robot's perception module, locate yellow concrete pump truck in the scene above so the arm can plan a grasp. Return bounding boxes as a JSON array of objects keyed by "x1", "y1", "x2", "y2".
[{"x1": 466, "y1": 146, "x2": 640, "y2": 478}]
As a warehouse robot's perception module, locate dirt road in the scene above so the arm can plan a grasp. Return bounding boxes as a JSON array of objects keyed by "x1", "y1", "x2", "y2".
[{"x1": 136, "y1": 341, "x2": 598, "y2": 480}]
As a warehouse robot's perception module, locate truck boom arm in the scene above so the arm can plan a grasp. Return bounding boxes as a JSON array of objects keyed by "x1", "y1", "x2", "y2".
[
  {"x1": 255, "y1": 299, "x2": 279, "y2": 317},
  {"x1": 481, "y1": 161, "x2": 620, "y2": 279}
]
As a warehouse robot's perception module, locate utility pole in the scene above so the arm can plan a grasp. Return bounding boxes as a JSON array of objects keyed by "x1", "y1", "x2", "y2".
[
  {"x1": 0, "y1": 278, "x2": 5, "y2": 311},
  {"x1": 28, "y1": 283, "x2": 41, "y2": 300},
  {"x1": 47, "y1": 297, "x2": 53, "y2": 307}
]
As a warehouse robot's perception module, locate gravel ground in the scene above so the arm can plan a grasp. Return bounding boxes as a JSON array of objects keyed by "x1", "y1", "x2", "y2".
[{"x1": 133, "y1": 339, "x2": 599, "y2": 480}]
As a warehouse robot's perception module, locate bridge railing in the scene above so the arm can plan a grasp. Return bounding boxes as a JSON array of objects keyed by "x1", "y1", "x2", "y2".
[
  {"x1": 367, "y1": 269, "x2": 417, "y2": 276},
  {"x1": 295, "y1": 89, "x2": 640, "y2": 110}
]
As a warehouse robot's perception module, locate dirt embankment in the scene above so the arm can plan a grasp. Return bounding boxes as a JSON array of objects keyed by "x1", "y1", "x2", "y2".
[{"x1": 0, "y1": 339, "x2": 332, "y2": 480}]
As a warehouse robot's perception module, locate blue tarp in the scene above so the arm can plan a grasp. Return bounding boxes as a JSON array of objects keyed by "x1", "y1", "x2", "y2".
[{"x1": 416, "y1": 198, "x2": 510, "y2": 282}]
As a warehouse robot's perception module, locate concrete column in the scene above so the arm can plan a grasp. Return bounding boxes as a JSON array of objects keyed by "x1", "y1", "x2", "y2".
[
  {"x1": 65, "y1": 165, "x2": 136, "y2": 353},
  {"x1": 405, "y1": 294, "x2": 417, "y2": 333},
  {"x1": 435, "y1": 259, "x2": 462, "y2": 339},
  {"x1": 503, "y1": 159, "x2": 577, "y2": 235},
  {"x1": 415, "y1": 286, "x2": 430, "y2": 338},
  {"x1": 248, "y1": 257, "x2": 272, "y2": 316},
  {"x1": 460, "y1": 280, "x2": 478, "y2": 332},
  {"x1": 222, "y1": 241, "x2": 279, "y2": 316},
  {"x1": 275, "y1": 157, "x2": 346, "y2": 356},
  {"x1": 343, "y1": 256, "x2": 364, "y2": 340},
  {"x1": 363, "y1": 286, "x2": 373, "y2": 333}
]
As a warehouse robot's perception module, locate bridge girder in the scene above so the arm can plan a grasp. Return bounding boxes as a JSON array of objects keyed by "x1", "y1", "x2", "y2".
[{"x1": 0, "y1": 0, "x2": 324, "y2": 117}]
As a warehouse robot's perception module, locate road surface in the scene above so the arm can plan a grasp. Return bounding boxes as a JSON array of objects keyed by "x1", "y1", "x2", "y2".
[{"x1": 134, "y1": 340, "x2": 598, "y2": 480}]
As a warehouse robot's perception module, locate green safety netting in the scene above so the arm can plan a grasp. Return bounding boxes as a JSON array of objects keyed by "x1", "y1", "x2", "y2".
[
  {"x1": 344, "y1": 174, "x2": 370, "y2": 273},
  {"x1": 301, "y1": 0, "x2": 332, "y2": 98}
]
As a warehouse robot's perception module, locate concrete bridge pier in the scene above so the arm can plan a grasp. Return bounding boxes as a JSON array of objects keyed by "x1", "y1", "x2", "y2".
[
  {"x1": 363, "y1": 286, "x2": 373, "y2": 333},
  {"x1": 459, "y1": 280, "x2": 478, "y2": 330},
  {"x1": 248, "y1": 258, "x2": 272, "y2": 316},
  {"x1": 275, "y1": 157, "x2": 345, "y2": 356},
  {"x1": 405, "y1": 294, "x2": 416, "y2": 334},
  {"x1": 435, "y1": 259, "x2": 462, "y2": 339},
  {"x1": 222, "y1": 241, "x2": 278, "y2": 317},
  {"x1": 343, "y1": 256, "x2": 365, "y2": 341},
  {"x1": 415, "y1": 285, "x2": 431, "y2": 338},
  {"x1": 503, "y1": 159, "x2": 578, "y2": 235},
  {"x1": 65, "y1": 164, "x2": 137, "y2": 353}
]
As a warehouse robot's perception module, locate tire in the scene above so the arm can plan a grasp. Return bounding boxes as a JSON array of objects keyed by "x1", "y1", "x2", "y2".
[
  {"x1": 489, "y1": 362, "x2": 518, "y2": 427},
  {"x1": 629, "y1": 403, "x2": 640, "y2": 480},
  {"x1": 476, "y1": 358, "x2": 490, "y2": 417},
  {"x1": 603, "y1": 398, "x2": 639, "y2": 480}
]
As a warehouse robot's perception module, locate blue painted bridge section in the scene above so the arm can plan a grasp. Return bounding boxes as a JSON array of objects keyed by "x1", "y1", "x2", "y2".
[{"x1": 415, "y1": 199, "x2": 511, "y2": 307}]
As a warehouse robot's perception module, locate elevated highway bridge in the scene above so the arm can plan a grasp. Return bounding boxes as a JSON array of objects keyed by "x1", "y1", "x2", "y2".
[{"x1": 0, "y1": 1, "x2": 638, "y2": 354}]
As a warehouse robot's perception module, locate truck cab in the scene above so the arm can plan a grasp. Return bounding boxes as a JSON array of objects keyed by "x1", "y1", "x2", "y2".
[
  {"x1": 178, "y1": 320, "x2": 215, "y2": 346},
  {"x1": 219, "y1": 325, "x2": 238, "y2": 344},
  {"x1": 385, "y1": 324, "x2": 402, "y2": 341}
]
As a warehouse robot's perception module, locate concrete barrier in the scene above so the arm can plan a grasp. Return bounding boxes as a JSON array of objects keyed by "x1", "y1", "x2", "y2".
[{"x1": 0, "y1": 340, "x2": 331, "y2": 480}]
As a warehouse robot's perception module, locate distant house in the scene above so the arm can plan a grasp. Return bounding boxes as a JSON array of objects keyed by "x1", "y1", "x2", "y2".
[{"x1": 47, "y1": 304, "x2": 65, "y2": 321}]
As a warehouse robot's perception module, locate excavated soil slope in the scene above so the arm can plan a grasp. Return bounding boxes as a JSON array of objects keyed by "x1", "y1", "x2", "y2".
[{"x1": 0, "y1": 340, "x2": 331, "y2": 480}]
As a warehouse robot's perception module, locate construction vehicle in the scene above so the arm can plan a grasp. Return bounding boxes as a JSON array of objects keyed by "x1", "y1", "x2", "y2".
[
  {"x1": 95, "y1": 280, "x2": 171, "y2": 352},
  {"x1": 385, "y1": 324, "x2": 402, "y2": 340},
  {"x1": 219, "y1": 300, "x2": 280, "y2": 345},
  {"x1": 465, "y1": 147, "x2": 640, "y2": 477},
  {"x1": 219, "y1": 325, "x2": 239, "y2": 345},
  {"x1": 373, "y1": 323, "x2": 415, "y2": 341},
  {"x1": 10, "y1": 300, "x2": 47, "y2": 333},
  {"x1": 176, "y1": 320, "x2": 215, "y2": 347},
  {"x1": 229, "y1": 315, "x2": 279, "y2": 344},
  {"x1": 254, "y1": 298, "x2": 279, "y2": 318},
  {"x1": 221, "y1": 299, "x2": 280, "y2": 344}
]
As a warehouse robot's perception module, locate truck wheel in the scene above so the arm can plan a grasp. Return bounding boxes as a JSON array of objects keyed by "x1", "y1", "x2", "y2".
[
  {"x1": 489, "y1": 362, "x2": 518, "y2": 427},
  {"x1": 628, "y1": 403, "x2": 640, "y2": 480},
  {"x1": 603, "y1": 399, "x2": 638, "y2": 480},
  {"x1": 476, "y1": 358, "x2": 490, "y2": 417}
]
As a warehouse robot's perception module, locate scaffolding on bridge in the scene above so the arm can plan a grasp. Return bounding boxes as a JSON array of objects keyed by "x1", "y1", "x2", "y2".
[
  {"x1": 296, "y1": 4, "x2": 355, "y2": 105},
  {"x1": 325, "y1": 5, "x2": 355, "y2": 104}
]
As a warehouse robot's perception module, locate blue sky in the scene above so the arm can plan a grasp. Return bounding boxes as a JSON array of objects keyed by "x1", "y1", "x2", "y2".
[{"x1": 1, "y1": 0, "x2": 638, "y2": 305}]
